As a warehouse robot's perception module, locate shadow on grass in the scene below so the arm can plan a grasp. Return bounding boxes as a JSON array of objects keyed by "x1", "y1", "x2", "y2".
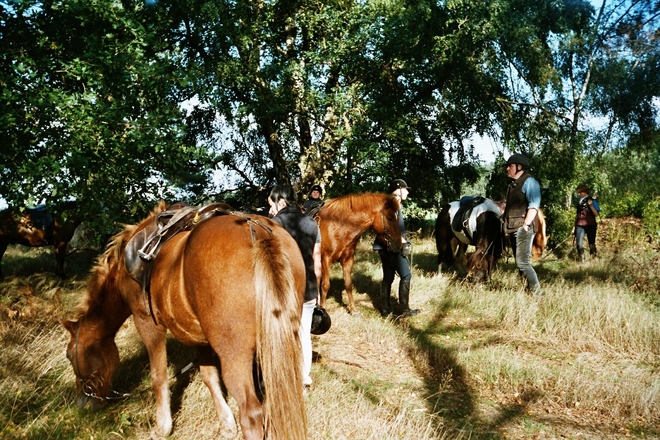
[
  {"x1": 111, "y1": 337, "x2": 199, "y2": 418},
  {"x1": 1, "y1": 244, "x2": 100, "y2": 281}
]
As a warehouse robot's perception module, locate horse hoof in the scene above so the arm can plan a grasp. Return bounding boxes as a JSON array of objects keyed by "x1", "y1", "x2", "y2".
[{"x1": 349, "y1": 310, "x2": 361, "y2": 317}]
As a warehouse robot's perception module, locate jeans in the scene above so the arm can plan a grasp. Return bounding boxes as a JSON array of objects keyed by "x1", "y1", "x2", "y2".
[
  {"x1": 512, "y1": 227, "x2": 540, "y2": 290},
  {"x1": 300, "y1": 299, "x2": 316, "y2": 386},
  {"x1": 575, "y1": 225, "x2": 597, "y2": 251}
]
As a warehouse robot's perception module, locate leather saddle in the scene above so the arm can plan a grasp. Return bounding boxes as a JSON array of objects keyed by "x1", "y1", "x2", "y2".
[
  {"x1": 24, "y1": 205, "x2": 54, "y2": 230},
  {"x1": 124, "y1": 202, "x2": 233, "y2": 289},
  {"x1": 305, "y1": 201, "x2": 325, "y2": 219},
  {"x1": 451, "y1": 196, "x2": 486, "y2": 243}
]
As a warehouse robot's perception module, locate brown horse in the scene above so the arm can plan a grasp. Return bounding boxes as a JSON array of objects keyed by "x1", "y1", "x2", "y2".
[
  {"x1": 0, "y1": 201, "x2": 82, "y2": 279},
  {"x1": 435, "y1": 198, "x2": 504, "y2": 282},
  {"x1": 313, "y1": 192, "x2": 402, "y2": 315},
  {"x1": 61, "y1": 202, "x2": 307, "y2": 439}
]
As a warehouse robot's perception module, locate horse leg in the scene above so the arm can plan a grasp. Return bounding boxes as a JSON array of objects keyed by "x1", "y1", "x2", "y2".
[
  {"x1": 54, "y1": 241, "x2": 67, "y2": 277},
  {"x1": 320, "y1": 257, "x2": 331, "y2": 309},
  {"x1": 456, "y1": 241, "x2": 468, "y2": 276},
  {"x1": 133, "y1": 317, "x2": 172, "y2": 437},
  {"x1": 0, "y1": 240, "x2": 7, "y2": 280},
  {"x1": 341, "y1": 258, "x2": 357, "y2": 314},
  {"x1": 215, "y1": 345, "x2": 264, "y2": 440},
  {"x1": 195, "y1": 346, "x2": 237, "y2": 437}
]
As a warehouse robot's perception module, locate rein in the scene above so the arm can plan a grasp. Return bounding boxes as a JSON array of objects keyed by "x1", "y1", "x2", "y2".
[
  {"x1": 380, "y1": 210, "x2": 398, "y2": 252},
  {"x1": 73, "y1": 317, "x2": 130, "y2": 402}
]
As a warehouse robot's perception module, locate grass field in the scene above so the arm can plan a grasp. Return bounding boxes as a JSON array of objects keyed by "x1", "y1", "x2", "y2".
[{"x1": 1, "y1": 217, "x2": 659, "y2": 439}]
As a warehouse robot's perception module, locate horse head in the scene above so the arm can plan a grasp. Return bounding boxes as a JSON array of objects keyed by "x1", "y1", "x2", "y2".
[
  {"x1": 60, "y1": 217, "x2": 141, "y2": 412},
  {"x1": 466, "y1": 210, "x2": 503, "y2": 283},
  {"x1": 376, "y1": 195, "x2": 403, "y2": 253},
  {"x1": 466, "y1": 249, "x2": 493, "y2": 283},
  {"x1": 61, "y1": 317, "x2": 120, "y2": 411}
]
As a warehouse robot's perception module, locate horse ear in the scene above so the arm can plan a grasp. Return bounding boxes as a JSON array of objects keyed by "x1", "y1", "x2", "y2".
[{"x1": 60, "y1": 318, "x2": 78, "y2": 335}]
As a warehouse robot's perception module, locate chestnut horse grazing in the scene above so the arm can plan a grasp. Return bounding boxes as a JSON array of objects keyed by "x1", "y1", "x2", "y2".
[
  {"x1": 62, "y1": 203, "x2": 307, "y2": 439},
  {"x1": 435, "y1": 197, "x2": 504, "y2": 282},
  {"x1": 313, "y1": 192, "x2": 402, "y2": 315},
  {"x1": 0, "y1": 201, "x2": 82, "y2": 279}
]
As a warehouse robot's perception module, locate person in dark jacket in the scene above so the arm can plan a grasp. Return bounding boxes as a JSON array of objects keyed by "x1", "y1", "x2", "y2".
[
  {"x1": 302, "y1": 184, "x2": 323, "y2": 214},
  {"x1": 268, "y1": 184, "x2": 322, "y2": 388},
  {"x1": 502, "y1": 154, "x2": 544, "y2": 296},
  {"x1": 574, "y1": 184, "x2": 601, "y2": 262},
  {"x1": 373, "y1": 179, "x2": 420, "y2": 317}
]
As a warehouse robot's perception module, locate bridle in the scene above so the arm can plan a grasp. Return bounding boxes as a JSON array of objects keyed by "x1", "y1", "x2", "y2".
[{"x1": 72, "y1": 317, "x2": 129, "y2": 402}]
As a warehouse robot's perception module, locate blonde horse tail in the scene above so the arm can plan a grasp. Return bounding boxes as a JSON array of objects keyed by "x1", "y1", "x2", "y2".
[
  {"x1": 253, "y1": 235, "x2": 307, "y2": 439},
  {"x1": 533, "y1": 209, "x2": 548, "y2": 260}
]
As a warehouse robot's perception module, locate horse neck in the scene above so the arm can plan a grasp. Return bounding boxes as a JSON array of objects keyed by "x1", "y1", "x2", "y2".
[
  {"x1": 340, "y1": 209, "x2": 374, "y2": 238},
  {"x1": 83, "y1": 275, "x2": 132, "y2": 338}
]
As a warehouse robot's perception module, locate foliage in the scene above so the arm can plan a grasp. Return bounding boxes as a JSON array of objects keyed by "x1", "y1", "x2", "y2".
[
  {"x1": 0, "y1": 1, "x2": 214, "y2": 232},
  {"x1": 0, "y1": 0, "x2": 658, "y2": 241}
]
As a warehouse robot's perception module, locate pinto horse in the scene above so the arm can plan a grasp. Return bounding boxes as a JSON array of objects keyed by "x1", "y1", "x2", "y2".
[
  {"x1": 61, "y1": 202, "x2": 307, "y2": 440},
  {"x1": 435, "y1": 197, "x2": 504, "y2": 282},
  {"x1": 312, "y1": 192, "x2": 402, "y2": 315},
  {"x1": 0, "y1": 201, "x2": 82, "y2": 279}
]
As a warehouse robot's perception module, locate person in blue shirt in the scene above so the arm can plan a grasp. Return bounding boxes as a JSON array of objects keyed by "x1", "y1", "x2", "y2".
[
  {"x1": 574, "y1": 184, "x2": 601, "y2": 262},
  {"x1": 502, "y1": 154, "x2": 544, "y2": 296}
]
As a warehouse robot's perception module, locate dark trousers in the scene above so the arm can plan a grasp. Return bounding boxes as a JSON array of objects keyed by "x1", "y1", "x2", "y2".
[{"x1": 575, "y1": 225, "x2": 597, "y2": 251}]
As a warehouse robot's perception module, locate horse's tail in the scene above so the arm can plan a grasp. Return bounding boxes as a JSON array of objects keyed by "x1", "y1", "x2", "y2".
[
  {"x1": 532, "y1": 209, "x2": 548, "y2": 260},
  {"x1": 253, "y1": 235, "x2": 307, "y2": 440}
]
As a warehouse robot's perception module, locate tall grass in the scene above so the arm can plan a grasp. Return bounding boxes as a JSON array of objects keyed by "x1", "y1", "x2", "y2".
[{"x1": 1, "y1": 218, "x2": 658, "y2": 439}]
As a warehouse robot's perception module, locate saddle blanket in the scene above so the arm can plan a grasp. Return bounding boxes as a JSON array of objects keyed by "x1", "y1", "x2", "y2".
[{"x1": 449, "y1": 198, "x2": 502, "y2": 245}]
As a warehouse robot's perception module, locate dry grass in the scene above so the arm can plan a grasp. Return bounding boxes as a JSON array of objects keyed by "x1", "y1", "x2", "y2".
[{"x1": 1, "y1": 218, "x2": 659, "y2": 439}]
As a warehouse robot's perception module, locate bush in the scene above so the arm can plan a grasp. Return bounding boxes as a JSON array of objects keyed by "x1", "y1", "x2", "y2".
[
  {"x1": 404, "y1": 202, "x2": 437, "y2": 238},
  {"x1": 642, "y1": 195, "x2": 660, "y2": 232}
]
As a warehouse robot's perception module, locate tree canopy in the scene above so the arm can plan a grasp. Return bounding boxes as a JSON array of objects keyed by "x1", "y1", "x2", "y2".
[{"x1": 1, "y1": 0, "x2": 658, "y2": 237}]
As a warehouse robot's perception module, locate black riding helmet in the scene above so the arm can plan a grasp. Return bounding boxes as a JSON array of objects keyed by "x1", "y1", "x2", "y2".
[
  {"x1": 311, "y1": 306, "x2": 331, "y2": 335},
  {"x1": 388, "y1": 179, "x2": 410, "y2": 193},
  {"x1": 310, "y1": 184, "x2": 323, "y2": 195},
  {"x1": 505, "y1": 153, "x2": 530, "y2": 170}
]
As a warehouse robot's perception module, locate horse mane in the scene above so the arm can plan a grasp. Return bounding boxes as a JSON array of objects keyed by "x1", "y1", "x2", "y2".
[
  {"x1": 322, "y1": 192, "x2": 396, "y2": 218},
  {"x1": 71, "y1": 201, "x2": 168, "y2": 318}
]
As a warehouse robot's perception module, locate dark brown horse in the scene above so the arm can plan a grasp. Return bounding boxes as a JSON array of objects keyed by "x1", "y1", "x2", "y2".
[
  {"x1": 435, "y1": 198, "x2": 504, "y2": 282},
  {"x1": 61, "y1": 202, "x2": 307, "y2": 439},
  {"x1": 0, "y1": 201, "x2": 82, "y2": 279},
  {"x1": 313, "y1": 192, "x2": 402, "y2": 315}
]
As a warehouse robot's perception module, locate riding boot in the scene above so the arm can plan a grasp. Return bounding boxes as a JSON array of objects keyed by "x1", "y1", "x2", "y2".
[
  {"x1": 398, "y1": 279, "x2": 419, "y2": 317},
  {"x1": 589, "y1": 244, "x2": 597, "y2": 257},
  {"x1": 577, "y1": 248, "x2": 585, "y2": 263},
  {"x1": 380, "y1": 283, "x2": 392, "y2": 317}
]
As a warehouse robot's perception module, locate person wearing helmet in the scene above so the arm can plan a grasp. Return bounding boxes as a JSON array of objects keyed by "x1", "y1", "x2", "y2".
[
  {"x1": 303, "y1": 184, "x2": 324, "y2": 213},
  {"x1": 503, "y1": 154, "x2": 544, "y2": 296},
  {"x1": 373, "y1": 178, "x2": 420, "y2": 317},
  {"x1": 574, "y1": 184, "x2": 600, "y2": 262},
  {"x1": 268, "y1": 184, "x2": 322, "y2": 388}
]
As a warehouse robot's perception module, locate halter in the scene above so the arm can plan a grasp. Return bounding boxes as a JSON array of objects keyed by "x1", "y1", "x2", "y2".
[
  {"x1": 72, "y1": 316, "x2": 194, "y2": 402},
  {"x1": 72, "y1": 316, "x2": 129, "y2": 402}
]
